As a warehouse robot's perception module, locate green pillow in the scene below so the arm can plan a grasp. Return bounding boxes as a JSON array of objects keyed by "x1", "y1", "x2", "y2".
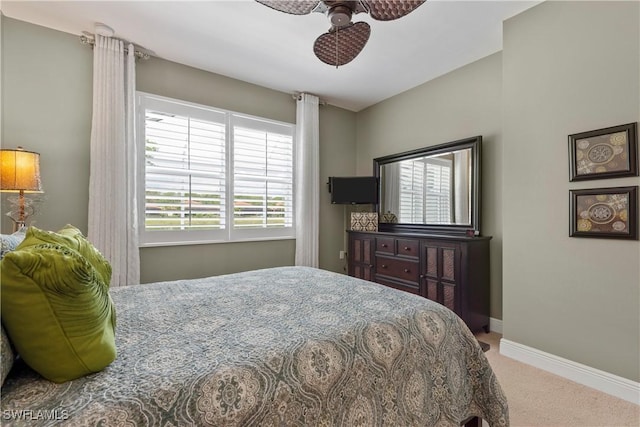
[
  {"x1": 1, "y1": 241, "x2": 116, "y2": 383},
  {"x1": 17, "y1": 225, "x2": 112, "y2": 286}
]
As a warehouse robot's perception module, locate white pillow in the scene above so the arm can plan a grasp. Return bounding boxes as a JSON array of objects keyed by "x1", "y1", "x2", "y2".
[{"x1": 0, "y1": 227, "x2": 27, "y2": 259}]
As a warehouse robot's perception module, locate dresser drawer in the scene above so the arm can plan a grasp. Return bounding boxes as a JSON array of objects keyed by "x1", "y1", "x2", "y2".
[
  {"x1": 375, "y1": 256, "x2": 419, "y2": 283},
  {"x1": 376, "y1": 276, "x2": 421, "y2": 296},
  {"x1": 396, "y1": 238, "x2": 419, "y2": 259},
  {"x1": 376, "y1": 237, "x2": 394, "y2": 254}
]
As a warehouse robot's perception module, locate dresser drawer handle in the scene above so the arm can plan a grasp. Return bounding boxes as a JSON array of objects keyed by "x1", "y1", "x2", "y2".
[
  {"x1": 404, "y1": 246, "x2": 410, "y2": 251},
  {"x1": 381, "y1": 264, "x2": 387, "y2": 269},
  {"x1": 381, "y1": 243, "x2": 388, "y2": 248},
  {"x1": 404, "y1": 268, "x2": 410, "y2": 273}
]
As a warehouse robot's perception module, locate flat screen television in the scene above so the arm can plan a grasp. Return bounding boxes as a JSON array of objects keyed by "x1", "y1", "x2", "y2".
[{"x1": 328, "y1": 176, "x2": 378, "y2": 205}]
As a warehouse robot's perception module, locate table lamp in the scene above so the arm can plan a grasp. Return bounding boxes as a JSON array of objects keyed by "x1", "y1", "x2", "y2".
[{"x1": 1, "y1": 147, "x2": 43, "y2": 231}]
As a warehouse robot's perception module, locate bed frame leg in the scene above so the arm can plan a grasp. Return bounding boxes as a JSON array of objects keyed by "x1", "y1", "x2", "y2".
[{"x1": 462, "y1": 416, "x2": 482, "y2": 427}]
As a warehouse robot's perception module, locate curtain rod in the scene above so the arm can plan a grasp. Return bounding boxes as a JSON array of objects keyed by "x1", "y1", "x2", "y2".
[
  {"x1": 292, "y1": 93, "x2": 327, "y2": 106},
  {"x1": 80, "y1": 35, "x2": 151, "y2": 60},
  {"x1": 81, "y1": 37, "x2": 323, "y2": 106}
]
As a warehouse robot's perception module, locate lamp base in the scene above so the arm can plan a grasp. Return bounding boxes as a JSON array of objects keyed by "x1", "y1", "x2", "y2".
[
  {"x1": 11, "y1": 220, "x2": 26, "y2": 233},
  {"x1": 4, "y1": 192, "x2": 44, "y2": 232}
]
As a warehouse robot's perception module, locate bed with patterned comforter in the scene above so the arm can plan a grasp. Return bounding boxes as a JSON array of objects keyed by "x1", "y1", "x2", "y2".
[{"x1": 1, "y1": 266, "x2": 508, "y2": 426}]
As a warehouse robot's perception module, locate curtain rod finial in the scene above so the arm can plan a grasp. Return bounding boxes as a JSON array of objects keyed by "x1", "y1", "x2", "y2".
[{"x1": 95, "y1": 23, "x2": 115, "y2": 37}]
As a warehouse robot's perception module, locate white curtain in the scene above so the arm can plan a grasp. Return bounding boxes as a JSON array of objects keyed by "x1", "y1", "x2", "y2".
[
  {"x1": 88, "y1": 35, "x2": 140, "y2": 287},
  {"x1": 383, "y1": 162, "x2": 401, "y2": 218},
  {"x1": 453, "y1": 150, "x2": 470, "y2": 224},
  {"x1": 294, "y1": 94, "x2": 320, "y2": 267}
]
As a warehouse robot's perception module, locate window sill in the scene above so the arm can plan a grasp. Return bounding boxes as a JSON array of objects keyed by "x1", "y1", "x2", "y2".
[{"x1": 139, "y1": 235, "x2": 295, "y2": 248}]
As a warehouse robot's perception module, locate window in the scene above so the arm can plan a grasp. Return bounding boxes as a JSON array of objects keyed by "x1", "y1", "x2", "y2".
[
  {"x1": 398, "y1": 157, "x2": 452, "y2": 223},
  {"x1": 137, "y1": 93, "x2": 295, "y2": 246},
  {"x1": 424, "y1": 158, "x2": 452, "y2": 223},
  {"x1": 399, "y1": 159, "x2": 424, "y2": 223}
]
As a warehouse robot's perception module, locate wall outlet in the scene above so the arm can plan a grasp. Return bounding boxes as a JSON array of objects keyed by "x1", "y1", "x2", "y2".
[{"x1": 339, "y1": 250, "x2": 345, "y2": 260}]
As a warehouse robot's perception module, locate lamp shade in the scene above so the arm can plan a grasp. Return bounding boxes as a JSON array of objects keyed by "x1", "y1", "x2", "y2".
[{"x1": 0, "y1": 148, "x2": 43, "y2": 192}]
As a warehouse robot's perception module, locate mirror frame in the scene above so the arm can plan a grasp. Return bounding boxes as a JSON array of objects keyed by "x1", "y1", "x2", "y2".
[{"x1": 373, "y1": 135, "x2": 482, "y2": 236}]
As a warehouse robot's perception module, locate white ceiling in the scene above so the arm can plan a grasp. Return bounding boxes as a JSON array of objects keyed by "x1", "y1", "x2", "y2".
[{"x1": 1, "y1": 0, "x2": 541, "y2": 112}]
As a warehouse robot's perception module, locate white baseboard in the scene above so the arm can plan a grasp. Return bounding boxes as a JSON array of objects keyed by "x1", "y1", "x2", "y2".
[
  {"x1": 489, "y1": 317, "x2": 503, "y2": 334},
  {"x1": 500, "y1": 338, "x2": 640, "y2": 405}
]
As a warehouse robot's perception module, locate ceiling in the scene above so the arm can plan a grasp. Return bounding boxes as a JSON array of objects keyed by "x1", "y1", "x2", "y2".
[{"x1": 1, "y1": 0, "x2": 541, "y2": 112}]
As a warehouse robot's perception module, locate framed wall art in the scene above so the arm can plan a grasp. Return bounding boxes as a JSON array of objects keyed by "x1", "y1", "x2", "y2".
[
  {"x1": 569, "y1": 186, "x2": 638, "y2": 240},
  {"x1": 568, "y1": 122, "x2": 637, "y2": 181}
]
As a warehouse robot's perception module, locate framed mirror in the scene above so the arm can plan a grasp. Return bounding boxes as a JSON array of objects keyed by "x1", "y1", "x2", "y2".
[{"x1": 374, "y1": 136, "x2": 482, "y2": 236}]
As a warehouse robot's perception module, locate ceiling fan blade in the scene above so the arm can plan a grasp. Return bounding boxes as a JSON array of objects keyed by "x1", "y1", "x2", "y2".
[
  {"x1": 255, "y1": 0, "x2": 320, "y2": 15},
  {"x1": 313, "y1": 21, "x2": 371, "y2": 67},
  {"x1": 363, "y1": 0, "x2": 426, "y2": 21}
]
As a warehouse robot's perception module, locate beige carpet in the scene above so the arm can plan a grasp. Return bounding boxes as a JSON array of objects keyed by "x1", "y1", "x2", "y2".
[{"x1": 475, "y1": 332, "x2": 640, "y2": 426}]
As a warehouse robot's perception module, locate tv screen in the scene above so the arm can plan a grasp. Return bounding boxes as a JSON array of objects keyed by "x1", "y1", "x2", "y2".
[{"x1": 329, "y1": 176, "x2": 378, "y2": 205}]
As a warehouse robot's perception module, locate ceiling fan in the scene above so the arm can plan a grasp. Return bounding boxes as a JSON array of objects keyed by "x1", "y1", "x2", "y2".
[{"x1": 256, "y1": 0, "x2": 426, "y2": 67}]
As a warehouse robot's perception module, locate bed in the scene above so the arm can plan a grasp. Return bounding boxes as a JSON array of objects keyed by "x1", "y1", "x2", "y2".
[{"x1": 1, "y1": 266, "x2": 508, "y2": 426}]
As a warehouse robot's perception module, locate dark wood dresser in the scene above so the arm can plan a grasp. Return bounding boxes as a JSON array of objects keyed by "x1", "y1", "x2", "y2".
[{"x1": 348, "y1": 230, "x2": 491, "y2": 333}]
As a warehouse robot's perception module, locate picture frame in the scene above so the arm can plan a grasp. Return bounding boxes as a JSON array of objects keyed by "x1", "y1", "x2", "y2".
[
  {"x1": 569, "y1": 186, "x2": 638, "y2": 240},
  {"x1": 568, "y1": 122, "x2": 637, "y2": 181}
]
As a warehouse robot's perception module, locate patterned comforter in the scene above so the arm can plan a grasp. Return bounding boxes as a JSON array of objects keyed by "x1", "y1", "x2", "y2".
[{"x1": 1, "y1": 267, "x2": 508, "y2": 426}]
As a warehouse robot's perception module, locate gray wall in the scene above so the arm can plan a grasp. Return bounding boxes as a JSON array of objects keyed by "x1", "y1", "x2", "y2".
[
  {"x1": 1, "y1": 17, "x2": 93, "y2": 233},
  {"x1": 318, "y1": 106, "x2": 358, "y2": 273},
  {"x1": 355, "y1": 52, "x2": 504, "y2": 319},
  {"x1": 1, "y1": 17, "x2": 357, "y2": 282},
  {"x1": 502, "y1": 1, "x2": 639, "y2": 382}
]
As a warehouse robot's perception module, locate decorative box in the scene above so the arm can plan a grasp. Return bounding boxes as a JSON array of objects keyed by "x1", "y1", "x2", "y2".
[
  {"x1": 350, "y1": 212, "x2": 378, "y2": 232},
  {"x1": 380, "y1": 211, "x2": 398, "y2": 223}
]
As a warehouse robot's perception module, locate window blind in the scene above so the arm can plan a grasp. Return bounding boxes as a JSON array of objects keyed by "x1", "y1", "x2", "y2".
[
  {"x1": 398, "y1": 157, "x2": 452, "y2": 224},
  {"x1": 138, "y1": 93, "x2": 295, "y2": 246},
  {"x1": 144, "y1": 110, "x2": 226, "y2": 231},
  {"x1": 233, "y1": 124, "x2": 293, "y2": 230},
  {"x1": 425, "y1": 159, "x2": 452, "y2": 223}
]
